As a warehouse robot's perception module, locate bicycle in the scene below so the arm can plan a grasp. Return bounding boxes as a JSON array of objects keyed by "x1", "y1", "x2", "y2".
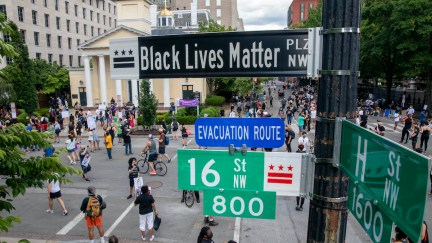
[
  {"x1": 137, "y1": 152, "x2": 168, "y2": 176},
  {"x1": 183, "y1": 190, "x2": 195, "y2": 208}
]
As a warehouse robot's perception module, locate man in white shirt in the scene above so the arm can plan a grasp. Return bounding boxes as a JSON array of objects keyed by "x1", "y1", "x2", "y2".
[
  {"x1": 407, "y1": 106, "x2": 415, "y2": 116},
  {"x1": 297, "y1": 132, "x2": 309, "y2": 152},
  {"x1": 229, "y1": 111, "x2": 236, "y2": 117}
]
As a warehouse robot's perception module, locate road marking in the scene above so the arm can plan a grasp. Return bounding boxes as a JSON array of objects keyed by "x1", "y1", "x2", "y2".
[
  {"x1": 57, "y1": 211, "x2": 85, "y2": 235},
  {"x1": 233, "y1": 217, "x2": 241, "y2": 243},
  {"x1": 171, "y1": 153, "x2": 178, "y2": 162},
  {"x1": 104, "y1": 201, "x2": 135, "y2": 237},
  {"x1": 187, "y1": 138, "x2": 193, "y2": 145}
]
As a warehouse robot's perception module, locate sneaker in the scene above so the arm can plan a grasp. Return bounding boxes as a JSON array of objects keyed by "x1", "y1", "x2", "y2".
[
  {"x1": 141, "y1": 236, "x2": 146, "y2": 241},
  {"x1": 196, "y1": 198, "x2": 200, "y2": 203},
  {"x1": 209, "y1": 220, "x2": 219, "y2": 226},
  {"x1": 85, "y1": 178, "x2": 91, "y2": 181},
  {"x1": 149, "y1": 171, "x2": 157, "y2": 175},
  {"x1": 69, "y1": 161, "x2": 74, "y2": 165},
  {"x1": 181, "y1": 197, "x2": 185, "y2": 203},
  {"x1": 127, "y1": 195, "x2": 132, "y2": 199},
  {"x1": 46, "y1": 209, "x2": 53, "y2": 214},
  {"x1": 63, "y1": 211, "x2": 68, "y2": 216},
  {"x1": 300, "y1": 207, "x2": 303, "y2": 211},
  {"x1": 167, "y1": 159, "x2": 171, "y2": 163},
  {"x1": 149, "y1": 235, "x2": 155, "y2": 241},
  {"x1": 204, "y1": 217, "x2": 209, "y2": 224},
  {"x1": 295, "y1": 206, "x2": 300, "y2": 211}
]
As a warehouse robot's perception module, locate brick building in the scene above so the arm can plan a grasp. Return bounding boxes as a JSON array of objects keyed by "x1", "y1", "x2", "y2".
[{"x1": 287, "y1": 0, "x2": 318, "y2": 27}]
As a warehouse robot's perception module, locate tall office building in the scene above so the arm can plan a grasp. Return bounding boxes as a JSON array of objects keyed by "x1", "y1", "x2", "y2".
[
  {"x1": 287, "y1": 0, "x2": 318, "y2": 27},
  {"x1": 0, "y1": 0, "x2": 117, "y2": 68},
  {"x1": 151, "y1": 0, "x2": 244, "y2": 31}
]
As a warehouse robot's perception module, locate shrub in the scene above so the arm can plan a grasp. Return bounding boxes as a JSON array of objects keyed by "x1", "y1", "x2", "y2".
[
  {"x1": 175, "y1": 116, "x2": 197, "y2": 125},
  {"x1": 155, "y1": 115, "x2": 172, "y2": 125},
  {"x1": 200, "y1": 107, "x2": 220, "y2": 117},
  {"x1": 137, "y1": 115, "x2": 143, "y2": 126},
  {"x1": 205, "y1": 96, "x2": 225, "y2": 106}
]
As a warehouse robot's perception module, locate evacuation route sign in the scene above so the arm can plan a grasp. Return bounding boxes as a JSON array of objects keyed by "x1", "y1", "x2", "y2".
[
  {"x1": 194, "y1": 118, "x2": 285, "y2": 148},
  {"x1": 339, "y1": 120, "x2": 430, "y2": 243},
  {"x1": 203, "y1": 189, "x2": 276, "y2": 219},
  {"x1": 177, "y1": 149, "x2": 303, "y2": 196}
]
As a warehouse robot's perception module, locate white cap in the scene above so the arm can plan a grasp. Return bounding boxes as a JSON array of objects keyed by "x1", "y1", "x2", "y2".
[{"x1": 148, "y1": 134, "x2": 153, "y2": 139}]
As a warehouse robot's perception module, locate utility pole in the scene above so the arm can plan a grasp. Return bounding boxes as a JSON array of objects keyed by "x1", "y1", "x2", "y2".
[{"x1": 306, "y1": 0, "x2": 361, "y2": 242}]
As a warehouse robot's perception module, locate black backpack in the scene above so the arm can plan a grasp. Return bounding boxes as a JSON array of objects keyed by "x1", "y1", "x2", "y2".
[{"x1": 173, "y1": 122, "x2": 178, "y2": 130}]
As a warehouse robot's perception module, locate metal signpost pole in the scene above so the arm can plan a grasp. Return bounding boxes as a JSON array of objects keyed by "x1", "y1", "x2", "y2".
[{"x1": 306, "y1": 0, "x2": 361, "y2": 242}]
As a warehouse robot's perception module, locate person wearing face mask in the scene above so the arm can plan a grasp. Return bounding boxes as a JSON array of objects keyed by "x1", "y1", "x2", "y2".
[
  {"x1": 197, "y1": 226, "x2": 214, "y2": 243},
  {"x1": 297, "y1": 132, "x2": 309, "y2": 152}
]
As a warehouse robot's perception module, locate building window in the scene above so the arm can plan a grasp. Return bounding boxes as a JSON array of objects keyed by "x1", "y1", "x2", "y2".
[
  {"x1": 216, "y1": 9, "x2": 221, "y2": 17},
  {"x1": 217, "y1": 0, "x2": 221, "y2": 6},
  {"x1": 205, "y1": 0, "x2": 210, "y2": 7},
  {"x1": 55, "y1": 0, "x2": 59, "y2": 11},
  {"x1": 96, "y1": 0, "x2": 99, "y2": 8},
  {"x1": 65, "y1": 1, "x2": 69, "y2": 14},
  {"x1": 77, "y1": 39, "x2": 80, "y2": 47},
  {"x1": 56, "y1": 17, "x2": 60, "y2": 29},
  {"x1": 74, "y1": 4, "x2": 78, "y2": 16},
  {"x1": 178, "y1": 13, "x2": 183, "y2": 18},
  {"x1": 46, "y1": 33, "x2": 51, "y2": 47},
  {"x1": 89, "y1": 0, "x2": 92, "y2": 6},
  {"x1": 17, "y1": 6, "x2": 24, "y2": 22},
  {"x1": 91, "y1": 26, "x2": 94, "y2": 36},
  {"x1": 78, "y1": 56, "x2": 81, "y2": 66},
  {"x1": 44, "y1": 13, "x2": 49, "y2": 27},
  {"x1": 66, "y1": 20, "x2": 70, "y2": 32},
  {"x1": 114, "y1": 19, "x2": 117, "y2": 27},
  {"x1": 32, "y1": 10, "x2": 38, "y2": 25},
  {"x1": 57, "y1": 36, "x2": 62, "y2": 48},
  {"x1": 217, "y1": 20, "x2": 221, "y2": 25},
  {"x1": 20, "y1": 29, "x2": 26, "y2": 43},
  {"x1": 48, "y1": 54, "x2": 52, "y2": 63},
  {"x1": 82, "y1": 8, "x2": 86, "y2": 19},
  {"x1": 59, "y1": 54, "x2": 63, "y2": 66},
  {"x1": 75, "y1": 22, "x2": 79, "y2": 33},
  {"x1": 90, "y1": 10, "x2": 93, "y2": 21},
  {"x1": 97, "y1": 13, "x2": 100, "y2": 23},
  {"x1": 103, "y1": 15, "x2": 106, "y2": 25},
  {"x1": 84, "y1": 24, "x2": 87, "y2": 35},
  {"x1": 31, "y1": 0, "x2": 35, "y2": 4},
  {"x1": 3, "y1": 33, "x2": 10, "y2": 43},
  {"x1": 69, "y1": 55, "x2": 73, "y2": 66},
  {"x1": 108, "y1": 3, "x2": 111, "y2": 13},
  {"x1": 44, "y1": 0, "x2": 47, "y2": 7},
  {"x1": 97, "y1": 28, "x2": 100, "y2": 35},
  {"x1": 109, "y1": 17, "x2": 111, "y2": 27},
  {"x1": 34, "y1": 32, "x2": 39, "y2": 46},
  {"x1": 300, "y1": 4, "x2": 305, "y2": 21},
  {"x1": 68, "y1": 37, "x2": 72, "y2": 49},
  {"x1": 36, "y1": 53, "x2": 41, "y2": 60},
  {"x1": 0, "y1": 5, "x2": 6, "y2": 18},
  {"x1": 102, "y1": 2, "x2": 105, "y2": 10},
  {"x1": 114, "y1": 6, "x2": 116, "y2": 15}
]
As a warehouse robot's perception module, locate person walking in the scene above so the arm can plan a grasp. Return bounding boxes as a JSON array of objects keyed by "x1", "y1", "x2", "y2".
[
  {"x1": 80, "y1": 186, "x2": 106, "y2": 243},
  {"x1": 285, "y1": 125, "x2": 295, "y2": 152},
  {"x1": 79, "y1": 145, "x2": 91, "y2": 181},
  {"x1": 394, "y1": 112, "x2": 400, "y2": 131},
  {"x1": 297, "y1": 113, "x2": 305, "y2": 137},
  {"x1": 54, "y1": 121, "x2": 61, "y2": 143},
  {"x1": 46, "y1": 176, "x2": 68, "y2": 216},
  {"x1": 171, "y1": 118, "x2": 179, "y2": 140},
  {"x1": 87, "y1": 129, "x2": 95, "y2": 153},
  {"x1": 158, "y1": 128, "x2": 171, "y2": 163},
  {"x1": 127, "y1": 157, "x2": 139, "y2": 199},
  {"x1": 420, "y1": 122, "x2": 431, "y2": 153},
  {"x1": 116, "y1": 119, "x2": 123, "y2": 144},
  {"x1": 297, "y1": 132, "x2": 309, "y2": 153},
  {"x1": 410, "y1": 122, "x2": 420, "y2": 150},
  {"x1": 123, "y1": 125, "x2": 132, "y2": 155},
  {"x1": 197, "y1": 226, "x2": 214, "y2": 243},
  {"x1": 181, "y1": 125, "x2": 189, "y2": 147},
  {"x1": 142, "y1": 134, "x2": 158, "y2": 175},
  {"x1": 400, "y1": 115, "x2": 413, "y2": 144},
  {"x1": 286, "y1": 108, "x2": 293, "y2": 125},
  {"x1": 135, "y1": 186, "x2": 157, "y2": 241},
  {"x1": 104, "y1": 131, "x2": 113, "y2": 160},
  {"x1": 65, "y1": 135, "x2": 77, "y2": 165}
]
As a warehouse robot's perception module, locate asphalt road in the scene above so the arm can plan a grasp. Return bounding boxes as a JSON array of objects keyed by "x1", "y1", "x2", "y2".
[{"x1": 1, "y1": 85, "x2": 431, "y2": 243}]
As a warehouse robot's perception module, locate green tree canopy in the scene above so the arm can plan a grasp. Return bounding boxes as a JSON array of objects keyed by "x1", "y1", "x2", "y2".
[
  {"x1": 0, "y1": 124, "x2": 79, "y2": 232},
  {"x1": 0, "y1": 13, "x2": 18, "y2": 60},
  {"x1": 139, "y1": 80, "x2": 158, "y2": 127},
  {"x1": 33, "y1": 60, "x2": 70, "y2": 94},
  {"x1": 199, "y1": 19, "x2": 236, "y2": 32}
]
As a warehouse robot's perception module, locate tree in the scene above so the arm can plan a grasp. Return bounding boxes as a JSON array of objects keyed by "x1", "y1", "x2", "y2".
[
  {"x1": 291, "y1": 0, "x2": 322, "y2": 28},
  {"x1": 1, "y1": 22, "x2": 37, "y2": 114},
  {"x1": 0, "y1": 13, "x2": 18, "y2": 60},
  {"x1": 138, "y1": 80, "x2": 158, "y2": 128},
  {"x1": 32, "y1": 60, "x2": 70, "y2": 94},
  {"x1": 199, "y1": 19, "x2": 236, "y2": 32},
  {"x1": 0, "y1": 124, "x2": 79, "y2": 232}
]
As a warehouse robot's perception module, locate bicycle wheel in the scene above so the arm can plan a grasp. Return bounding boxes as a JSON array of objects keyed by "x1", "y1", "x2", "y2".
[
  {"x1": 136, "y1": 159, "x2": 149, "y2": 174},
  {"x1": 154, "y1": 161, "x2": 167, "y2": 176},
  {"x1": 184, "y1": 191, "x2": 194, "y2": 208}
]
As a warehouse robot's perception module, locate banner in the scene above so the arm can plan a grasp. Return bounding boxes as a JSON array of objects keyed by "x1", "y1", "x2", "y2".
[{"x1": 179, "y1": 98, "x2": 198, "y2": 107}]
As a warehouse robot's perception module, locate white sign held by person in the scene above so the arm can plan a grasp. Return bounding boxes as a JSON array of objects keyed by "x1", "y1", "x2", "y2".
[
  {"x1": 87, "y1": 117, "x2": 96, "y2": 130},
  {"x1": 134, "y1": 177, "x2": 144, "y2": 196}
]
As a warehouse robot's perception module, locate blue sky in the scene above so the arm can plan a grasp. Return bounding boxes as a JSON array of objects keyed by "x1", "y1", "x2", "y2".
[{"x1": 238, "y1": 0, "x2": 292, "y2": 31}]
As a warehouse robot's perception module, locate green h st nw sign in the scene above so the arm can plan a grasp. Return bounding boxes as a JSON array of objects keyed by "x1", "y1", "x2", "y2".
[{"x1": 339, "y1": 120, "x2": 430, "y2": 243}]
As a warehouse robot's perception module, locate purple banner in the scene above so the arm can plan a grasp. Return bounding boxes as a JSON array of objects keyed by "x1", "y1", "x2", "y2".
[{"x1": 179, "y1": 98, "x2": 198, "y2": 107}]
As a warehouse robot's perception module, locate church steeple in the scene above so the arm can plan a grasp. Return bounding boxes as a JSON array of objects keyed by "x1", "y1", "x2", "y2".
[{"x1": 158, "y1": 0, "x2": 175, "y2": 28}]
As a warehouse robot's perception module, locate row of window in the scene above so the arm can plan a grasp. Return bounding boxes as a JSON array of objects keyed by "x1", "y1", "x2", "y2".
[
  {"x1": 7, "y1": 52, "x2": 81, "y2": 67},
  {"x1": 299, "y1": 3, "x2": 315, "y2": 21},
  {"x1": 19, "y1": 7, "x2": 114, "y2": 29},
  {"x1": 205, "y1": 0, "x2": 222, "y2": 7},
  {"x1": 12, "y1": 29, "x2": 86, "y2": 51},
  {"x1": 32, "y1": 0, "x2": 116, "y2": 15}
]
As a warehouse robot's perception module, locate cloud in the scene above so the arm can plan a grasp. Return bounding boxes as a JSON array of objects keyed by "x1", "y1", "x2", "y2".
[{"x1": 238, "y1": 0, "x2": 293, "y2": 31}]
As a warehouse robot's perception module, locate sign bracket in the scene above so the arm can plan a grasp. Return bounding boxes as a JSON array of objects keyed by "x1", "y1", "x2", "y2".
[
  {"x1": 229, "y1": 144, "x2": 247, "y2": 156},
  {"x1": 300, "y1": 154, "x2": 315, "y2": 198},
  {"x1": 308, "y1": 193, "x2": 348, "y2": 203},
  {"x1": 332, "y1": 117, "x2": 344, "y2": 168}
]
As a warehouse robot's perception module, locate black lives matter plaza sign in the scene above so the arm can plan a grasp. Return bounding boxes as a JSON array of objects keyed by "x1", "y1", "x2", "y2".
[{"x1": 109, "y1": 29, "x2": 321, "y2": 79}]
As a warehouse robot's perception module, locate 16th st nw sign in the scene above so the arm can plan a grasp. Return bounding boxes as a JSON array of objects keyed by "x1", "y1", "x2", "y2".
[{"x1": 110, "y1": 30, "x2": 313, "y2": 79}]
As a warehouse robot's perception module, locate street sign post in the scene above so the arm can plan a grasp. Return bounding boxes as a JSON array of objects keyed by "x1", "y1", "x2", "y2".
[
  {"x1": 178, "y1": 149, "x2": 303, "y2": 196},
  {"x1": 339, "y1": 120, "x2": 430, "y2": 243},
  {"x1": 194, "y1": 118, "x2": 285, "y2": 148},
  {"x1": 203, "y1": 189, "x2": 276, "y2": 219},
  {"x1": 109, "y1": 29, "x2": 324, "y2": 80}
]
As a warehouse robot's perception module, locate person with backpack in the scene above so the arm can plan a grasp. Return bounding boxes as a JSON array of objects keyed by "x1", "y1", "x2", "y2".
[
  {"x1": 285, "y1": 125, "x2": 295, "y2": 152},
  {"x1": 171, "y1": 118, "x2": 179, "y2": 140},
  {"x1": 54, "y1": 121, "x2": 61, "y2": 143},
  {"x1": 158, "y1": 128, "x2": 171, "y2": 163},
  {"x1": 127, "y1": 157, "x2": 139, "y2": 199},
  {"x1": 80, "y1": 186, "x2": 106, "y2": 243},
  {"x1": 135, "y1": 185, "x2": 157, "y2": 241}
]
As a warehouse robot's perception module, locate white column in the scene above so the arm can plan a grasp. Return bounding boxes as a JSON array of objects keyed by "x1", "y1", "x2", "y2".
[
  {"x1": 131, "y1": 79, "x2": 138, "y2": 106},
  {"x1": 98, "y1": 55, "x2": 107, "y2": 105},
  {"x1": 163, "y1": 78, "x2": 170, "y2": 107},
  {"x1": 149, "y1": 79, "x2": 154, "y2": 93},
  {"x1": 83, "y1": 55, "x2": 94, "y2": 107},
  {"x1": 116, "y1": 79, "x2": 122, "y2": 106}
]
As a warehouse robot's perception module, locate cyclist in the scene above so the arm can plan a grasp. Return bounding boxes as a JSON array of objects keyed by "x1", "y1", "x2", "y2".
[{"x1": 141, "y1": 134, "x2": 157, "y2": 175}]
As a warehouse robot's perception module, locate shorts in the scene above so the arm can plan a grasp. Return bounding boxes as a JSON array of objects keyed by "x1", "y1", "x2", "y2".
[
  {"x1": 148, "y1": 153, "x2": 158, "y2": 162},
  {"x1": 158, "y1": 147, "x2": 166, "y2": 154},
  {"x1": 86, "y1": 215, "x2": 103, "y2": 227},
  {"x1": 100, "y1": 117, "x2": 104, "y2": 122},
  {"x1": 298, "y1": 125, "x2": 304, "y2": 133},
  {"x1": 173, "y1": 128, "x2": 178, "y2": 131},
  {"x1": 129, "y1": 177, "x2": 135, "y2": 187},
  {"x1": 182, "y1": 134, "x2": 188, "y2": 138},
  {"x1": 139, "y1": 212, "x2": 154, "y2": 231},
  {"x1": 49, "y1": 191, "x2": 62, "y2": 199},
  {"x1": 67, "y1": 149, "x2": 75, "y2": 153},
  {"x1": 117, "y1": 134, "x2": 123, "y2": 138}
]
